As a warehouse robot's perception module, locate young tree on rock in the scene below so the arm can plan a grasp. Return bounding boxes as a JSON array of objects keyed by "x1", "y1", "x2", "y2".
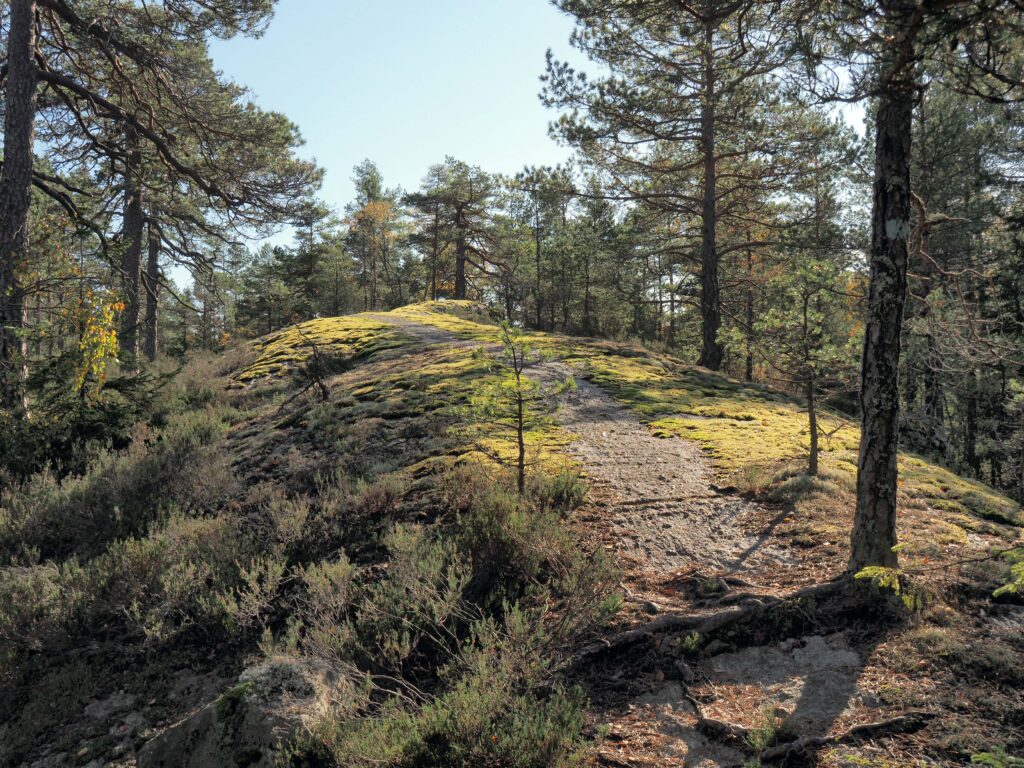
[{"x1": 462, "y1": 324, "x2": 575, "y2": 494}]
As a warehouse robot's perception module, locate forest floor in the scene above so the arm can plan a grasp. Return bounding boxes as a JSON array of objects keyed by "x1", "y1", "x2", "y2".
[
  {"x1": 366, "y1": 306, "x2": 1024, "y2": 768},
  {"x1": 3, "y1": 302, "x2": 1021, "y2": 768}
]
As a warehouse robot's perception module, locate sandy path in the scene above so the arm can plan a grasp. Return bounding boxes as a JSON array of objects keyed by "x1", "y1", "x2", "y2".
[
  {"x1": 367, "y1": 315, "x2": 865, "y2": 767},
  {"x1": 532, "y1": 361, "x2": 788, "y2": 578}
]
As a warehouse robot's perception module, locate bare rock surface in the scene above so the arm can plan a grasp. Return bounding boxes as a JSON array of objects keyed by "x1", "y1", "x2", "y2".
[
  {"x1": 532, "y1": 361, "x2": 791, "y2": 576},
  {"x1": 370, "y1": 314, "x2": 789, "y2": 579},
  {"x1": 137, "y1": 657, "x2": 353, "y2": 768},
  {"x1": 704, "y1": 633, "x2": 862, "y2": 734}
]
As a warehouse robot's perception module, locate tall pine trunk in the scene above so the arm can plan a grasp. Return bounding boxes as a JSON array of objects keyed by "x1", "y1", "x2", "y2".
[
  {"x1": 849, "y1": 84, "x2": 915, "y2": 573},
  {"x1": 1018, "y1": 427, "x2": 1024, "y2": 503},
  {"x1": 430, "y1": 201, "x2": 440, "y2": 301},
  {"x1": 745, "y1": 244, "x2": 754, "y2": 382},
  {"x1": 583, "y1": 251, "x2": 594, "y2": 336},
  {"x1": 143, "y1": 220, "x2": 160, "y2": 362},
  {"x1": 697, "y1": 20, "x2": 723, "y2": 371},
  {"x1": 923, "y1": 335, "x2": 946, "y2": 458},
  {"x1": 534, "y1": 209, "x2": 543, "y2": 329},
  {"x1": 807, "y1": 375, "x2": 819, "y2": 477},
  {"x1": 454, "y1": 203, "x2": 468, "y2": 300},
  {"x1": 119, "y1": 128, "x2": 144, "y2": 367},
  {"x1": 965, "y1": 374, "x2": 980, "y2": 477},
  {"x1": 0, "y1": 0, "x2": 37, "y2": 413}
]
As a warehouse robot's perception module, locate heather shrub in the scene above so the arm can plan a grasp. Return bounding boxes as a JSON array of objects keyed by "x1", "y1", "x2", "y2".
[{"x1": 0, "y1": 407, "x2": 235, "y2": 563}]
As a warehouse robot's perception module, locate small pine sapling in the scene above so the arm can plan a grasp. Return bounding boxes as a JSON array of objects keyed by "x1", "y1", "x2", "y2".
[{"x1": 460, "y1": 323, "x2": 574, "y2": 494}]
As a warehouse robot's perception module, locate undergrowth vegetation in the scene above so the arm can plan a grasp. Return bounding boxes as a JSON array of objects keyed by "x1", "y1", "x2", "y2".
[
  {"x1": 0, "y1": 305, "x2": 618, "y2": 767},
  {"x1": 2, "y1": 303, "x2": 1020, "y2": 766}
]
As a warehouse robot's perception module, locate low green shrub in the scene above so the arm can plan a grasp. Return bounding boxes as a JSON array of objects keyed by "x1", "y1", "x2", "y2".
[
  {"x1": 528, "y1": 469, "x2": 588, "y2": 516},
  {"x1": 295, "y1": 556, "x2": 356, "y2": 661},
  {"x1": 345, "y1": 526, "x2": 473, "y2": 675},
  {"x1": 281, "y1": 463, "x2": 616, "y2": 767},
  {"x1": 453, "y1": 484, "x2": 556, "y2": 606},
  {"x1": 973, "y1": 748, "x2": 1024, "y2": 767},
  {"x1": 450, "y1": 472, "x2": 618, "y2": 641},
  {"x1": 0, "y1": 513, "x2": 270, "y2": 651}
]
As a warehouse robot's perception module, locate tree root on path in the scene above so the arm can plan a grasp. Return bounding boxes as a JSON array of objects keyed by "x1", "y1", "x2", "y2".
[
  {"x1": 758, "y1": 711, "x2": 936, "y2": 763},
  {"x1": 579, "y1": 579, "x2": 848, "y2": 658},
  {"x1": 680, "y1": 690, "x2": 934, "y2": 763}
]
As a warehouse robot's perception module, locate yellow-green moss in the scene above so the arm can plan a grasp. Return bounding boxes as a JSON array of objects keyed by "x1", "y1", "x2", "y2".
[
  {"x1": 380, "y1": 301, "x2": 1023, "y2": 541},
  {"x1": 235, "y1": 316, "x2": 408, "y2": 382}
]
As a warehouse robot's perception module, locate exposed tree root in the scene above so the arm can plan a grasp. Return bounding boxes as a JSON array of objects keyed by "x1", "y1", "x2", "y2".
[
  {"x1": 579, "y1": 579, "x2": 849, "y2": 658},
  {"x1": 759, "y1": 711, "x2": 936, "y2": 763}
]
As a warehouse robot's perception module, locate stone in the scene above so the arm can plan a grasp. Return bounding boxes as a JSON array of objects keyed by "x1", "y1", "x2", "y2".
[
  {"x1": 675, "y1": 660, "x2": 696, "y2": 683},
  {"x1": 84, "y1": 691, "x2": 137, "y2": 721},
  {"x1": 703, "y1": 639, "x2": 729, "y2": 656},
  {"x1": 109, "y1": 711, "x2": 148, "y2": 739},
  {"x1": 640, "y1": 600, "x2": 660, "y2": 615},
  {"x1": 859, "y1": 692, "x2": 883, "y2": 709},
  {"x1": 137, "y1": 657, "x2": 356, "y2": 768}
]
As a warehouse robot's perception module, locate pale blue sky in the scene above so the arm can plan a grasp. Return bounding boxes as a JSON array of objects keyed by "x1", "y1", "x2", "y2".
[{"x1": 209, "y1": 0, "x2": 581, "y2": 214}]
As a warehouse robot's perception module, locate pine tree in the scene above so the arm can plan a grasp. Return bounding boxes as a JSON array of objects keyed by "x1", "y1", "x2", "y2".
[
  {"x1": 462, "y1": 324, "x2": 574, "y2": 494},
  {"x1": 545, "y1": 0, "x2": 810, "y2": 371},
  {"x1": 0, "y1": 0, "x2": 320, "y2": 393},
  {"x1": 795, "y1": 0, "x2": 1024, "y2": 572}
]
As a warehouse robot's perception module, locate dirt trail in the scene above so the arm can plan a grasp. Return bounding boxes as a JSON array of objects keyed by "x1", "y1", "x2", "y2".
[
  {"x1": 370, "y1": 315, "x2": 863, "y2": 768},
  {"x1": 532, "y1": 361, "x2": 790, "y2": 580},
  {"x1": 370, "y1": 314, "x2": 787, "y2": 586}
]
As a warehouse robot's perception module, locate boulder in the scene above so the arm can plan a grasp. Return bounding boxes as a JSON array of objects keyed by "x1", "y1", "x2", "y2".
[{"x1": 138, "y1": 657, "x2": 353, "y2": 768}]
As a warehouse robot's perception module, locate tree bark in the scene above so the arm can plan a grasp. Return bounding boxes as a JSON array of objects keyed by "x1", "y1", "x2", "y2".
[
  {"x1": 119, "y1": 127, "x2": 145, "y2": 367},
  {"x1": 922, "y1": 335, "x2": 946, "y2": 459},
  {"x1": 534, "y1": 206, "x2": 543, "y2": 329},
  {"x1": 849, "y1": 84, "x2": 915, "y2": 574},
  {"x1": 667, "y1": 262, "x2": 676, "y2": 346},
  {"x1": 430, "y1": 200, "x2": 440, "y2": 301},
  {"x1": 517, "y1": 388, "x2": 526, "y2": 495},
  {"x1": 745, "y1": 244, "x2": 754, "y2": 382},
  {"x1": 0, "y1": 0, "x2": 38, "y2": 413},
  {"x1": 143, "y1": 220, "x2": 160, "y2": 362},
  {"x1": 807, "y1": 375, "x2": 819, "y2": 477},
  {"x1": 964, "y1": 374, "x2": 980, "y2": 477},
  {"x1": 697, "y1": 20, "x2": 723, "y2": 371},
  {"x1": 454, "y1": 203, "x2": 468, "y2": 300},
  {"x1": 1018, "y1": 425, "x2": 1024, "y2": 504}
]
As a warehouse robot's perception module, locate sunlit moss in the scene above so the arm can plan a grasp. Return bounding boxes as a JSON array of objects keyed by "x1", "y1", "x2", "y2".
[
  {"x1": 235, "y1": 316, "x2": 408, "y2": 382},
  {"x1": 384, "y1": 302, "x2": 1021, "y2": 541}
]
